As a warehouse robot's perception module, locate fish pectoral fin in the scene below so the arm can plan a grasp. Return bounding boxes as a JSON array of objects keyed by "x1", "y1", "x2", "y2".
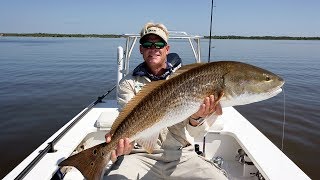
[
  {"x1": 215, "y1": 91, "x2": 224, "y2": 105},
  {"x1": 136, "y1": 131, "x2": 160, "y2": 154}
]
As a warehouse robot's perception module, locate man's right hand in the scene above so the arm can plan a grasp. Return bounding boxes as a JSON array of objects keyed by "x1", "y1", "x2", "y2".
[
  {"x1": 105, "y1": 133, "x2": 134, "y2": 162},
  {"x1": 189, "y1": 95, "x2": 222, "y2": 126}
]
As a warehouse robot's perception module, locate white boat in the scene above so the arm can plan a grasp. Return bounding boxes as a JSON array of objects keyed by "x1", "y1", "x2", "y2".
[{"x1": 4, "y1": 32, "x2": 310, "y2": 180}]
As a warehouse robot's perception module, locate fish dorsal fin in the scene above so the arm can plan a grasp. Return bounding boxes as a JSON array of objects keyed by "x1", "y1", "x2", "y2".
[
  {"x1": 169, "y1": 63, "x2": 205, "y2": 78},
  {"x1": 110, "y1": 79, "x2": 166, "y2": 134},
  {"x1": 136, "y1": 130, "x2": 160, "y2": 153}
]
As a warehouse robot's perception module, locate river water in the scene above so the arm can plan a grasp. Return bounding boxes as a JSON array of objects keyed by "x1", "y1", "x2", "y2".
[{"x1": 0, "y1": 37, "x2": 319, "y2": 179}]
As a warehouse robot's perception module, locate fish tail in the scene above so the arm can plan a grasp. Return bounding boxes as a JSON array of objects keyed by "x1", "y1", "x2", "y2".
[{"x1": 59, "y1": 142, "x2": 111, "y2": 180}]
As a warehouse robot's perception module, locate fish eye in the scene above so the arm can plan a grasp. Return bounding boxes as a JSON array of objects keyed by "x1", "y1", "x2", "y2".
[{"x1": 265, "y1": 76, "x2": 271, "y2": 81}]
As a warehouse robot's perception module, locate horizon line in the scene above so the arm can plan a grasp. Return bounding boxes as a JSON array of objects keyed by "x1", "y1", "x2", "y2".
[{"x1": 1, "y1": 33, "x2": 319, "y2": 40}]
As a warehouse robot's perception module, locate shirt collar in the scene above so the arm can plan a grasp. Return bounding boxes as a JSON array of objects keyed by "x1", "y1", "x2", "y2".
[{"x1": 133, "y1": 61, "x2": 173, "y2": 81}]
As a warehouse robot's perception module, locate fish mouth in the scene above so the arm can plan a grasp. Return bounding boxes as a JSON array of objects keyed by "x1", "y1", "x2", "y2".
[
  {"x1": 268, "y1": 81, "x2": 284, "y2": 97},
  {"x1": 274, "y1": 80, "x2": 285, "y2": 93},
  {"x1": 272, "y1": 87, "x2": 283, "y2": 96}
]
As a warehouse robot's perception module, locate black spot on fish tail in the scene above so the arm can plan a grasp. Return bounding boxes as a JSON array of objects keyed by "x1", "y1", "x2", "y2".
[{"x1": 59, "y1": 142, "x2": 111, "y2": 180}]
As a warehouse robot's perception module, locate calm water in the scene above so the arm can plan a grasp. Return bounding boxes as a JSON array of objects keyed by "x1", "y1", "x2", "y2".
[{"x1": 0, "y1": 37, "x2": 319, "y2": 179}]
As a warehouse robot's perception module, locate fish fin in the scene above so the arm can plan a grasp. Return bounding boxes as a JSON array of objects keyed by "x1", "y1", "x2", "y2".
[
  {"x1": 169, "y1": 63, "x2": 205, "y2": 78},
  {"x1": 59, "y1": 142, "x2": 111, "y2": 180},
  {"x1": 215, "y1": 91, "x2": 224, "y2": 105},
  {"x1": 136, "y1": 131, "x2": 160, "y2": 154}
]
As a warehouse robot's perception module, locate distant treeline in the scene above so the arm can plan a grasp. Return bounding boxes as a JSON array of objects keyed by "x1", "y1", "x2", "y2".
[
  {"x1": 1, "y1": 33, "x2": 319, "y2": 40},
  {"x1": 204, "y1": 35, "x2": 320, "y2": 40},
  {"x1": 1, "y1": 33, "x2": 122, "y2": 38}
]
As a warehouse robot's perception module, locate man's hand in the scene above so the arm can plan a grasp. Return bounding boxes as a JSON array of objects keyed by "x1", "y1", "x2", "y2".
[
  {"x1": 105, "y1": 134, "x2": 134, "y2": 162},
  {"x1": 189, "y1": 95, "x2": 222, "y2": 126}
]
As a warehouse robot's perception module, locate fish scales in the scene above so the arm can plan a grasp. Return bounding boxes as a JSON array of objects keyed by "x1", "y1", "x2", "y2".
[{"x1": 59, "y1": 61, "x2": 284, "y2": 180}]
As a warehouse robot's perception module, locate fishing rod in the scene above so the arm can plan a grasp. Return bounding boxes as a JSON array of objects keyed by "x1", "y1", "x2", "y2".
[
  {"x1": 208, "y1": 0, "x2": 215, "y2": 62},
  {"x1": 203, "y1": 0, "x2": 215, "y2": 156},
  {"x1": 14, "y1": 85, "x2": 116, "y2": 180}
]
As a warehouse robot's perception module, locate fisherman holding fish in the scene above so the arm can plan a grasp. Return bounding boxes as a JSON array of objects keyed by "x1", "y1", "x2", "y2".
[
  {"x1": 59, "y1": 21, "x2": 284, "y2": 179},
  {"x1": 104, "y1": 22, "x2": 228, "y2": 179}
]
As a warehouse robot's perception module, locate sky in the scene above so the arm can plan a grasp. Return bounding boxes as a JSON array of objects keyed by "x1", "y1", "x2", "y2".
[{"x1": 1, "y1": 0, "x2": 319, "y2": 37}]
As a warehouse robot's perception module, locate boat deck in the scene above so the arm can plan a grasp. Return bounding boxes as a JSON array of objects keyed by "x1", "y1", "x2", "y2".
[{"x1": 4, "y1": 100, "x2": 310, "y2": 180}]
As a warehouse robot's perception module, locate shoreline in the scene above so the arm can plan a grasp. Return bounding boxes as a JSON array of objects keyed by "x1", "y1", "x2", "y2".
[{"x1": 0, "y1": 33, "x2": 319, "y2": 40}]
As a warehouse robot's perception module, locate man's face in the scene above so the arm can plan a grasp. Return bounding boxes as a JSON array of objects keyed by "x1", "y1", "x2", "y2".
[{"x1": 140, "y1": 34, "x2": 170, "y2": 69}]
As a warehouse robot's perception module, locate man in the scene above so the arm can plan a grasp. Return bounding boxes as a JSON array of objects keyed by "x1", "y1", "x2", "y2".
[{"x1": 105, "y1": 22, "x2": 228, "y2": 179}]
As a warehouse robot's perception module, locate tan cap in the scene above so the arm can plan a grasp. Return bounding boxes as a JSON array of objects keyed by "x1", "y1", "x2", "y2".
[{"x1": 140, "y1": 26, "x2": 168, "y2": 44}]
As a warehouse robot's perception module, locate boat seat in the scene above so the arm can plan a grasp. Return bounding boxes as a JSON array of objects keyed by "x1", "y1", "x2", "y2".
[{"x1": 95, "y1": 109, "x2": 119, "y2": 130}]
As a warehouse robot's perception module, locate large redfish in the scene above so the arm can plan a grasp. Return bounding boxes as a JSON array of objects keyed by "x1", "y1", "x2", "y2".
[{"x1": 59, "y1": 61, "x2": 284, "y2": 180}]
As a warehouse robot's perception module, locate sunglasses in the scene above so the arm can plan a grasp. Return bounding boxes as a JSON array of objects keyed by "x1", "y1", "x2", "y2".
[{"x1": 141, "y1": 41, "x2": 167, "y2": 49}]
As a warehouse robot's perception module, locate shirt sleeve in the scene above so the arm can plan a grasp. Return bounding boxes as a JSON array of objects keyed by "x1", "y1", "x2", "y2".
[
  {"x1": 117, "y1": 78, "x2": 135, "y2": 110},
  {"x1": 185, "y1": 117, "x2": 209, "y2": 138},
  {"x1": 186, "y1": 114, "x2": 219, "y2": 138}
]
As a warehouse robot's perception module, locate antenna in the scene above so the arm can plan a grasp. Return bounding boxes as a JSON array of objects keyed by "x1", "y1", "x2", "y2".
[{"x1": 208, "y1": 0, "x2": 215, "y2": 62}]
